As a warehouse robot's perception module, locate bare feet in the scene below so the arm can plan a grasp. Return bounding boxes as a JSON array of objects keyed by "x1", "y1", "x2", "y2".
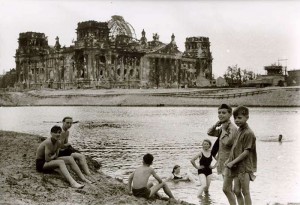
[
  {"x1": 82, "y1": 178, "x2": 93, "y2": 184},
  {"x1": 71, "y1": 183, "x2": 85, "y2": 189}
]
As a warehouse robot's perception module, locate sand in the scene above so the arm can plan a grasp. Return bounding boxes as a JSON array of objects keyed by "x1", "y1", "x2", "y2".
[{"x1": 0, "y1": 131, "x2": 193, "y2": 205}]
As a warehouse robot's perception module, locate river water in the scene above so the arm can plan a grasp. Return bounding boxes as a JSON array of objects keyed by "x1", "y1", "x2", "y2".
[{"x1": 0, "y1": 106, "x2": 299, "y2": 204}]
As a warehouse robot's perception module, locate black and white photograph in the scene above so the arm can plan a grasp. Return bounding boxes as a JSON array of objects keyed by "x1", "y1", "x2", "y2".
[{"x1": 0, "y1": 0, "x2": 299, "y2": 204}]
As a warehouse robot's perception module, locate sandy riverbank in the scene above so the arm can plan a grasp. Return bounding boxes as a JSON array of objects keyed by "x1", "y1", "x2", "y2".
[
  {"x1": 0, "y1": 131, "x2": 193, "y2": 205},
  {"x1": 1, "y1": 87, "x2": 300, "y2": 107}
]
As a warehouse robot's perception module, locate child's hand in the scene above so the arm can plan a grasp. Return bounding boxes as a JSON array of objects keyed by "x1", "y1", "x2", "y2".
[
  {"x1": 50, "y1": 153, "x2": 57, "y2": 160},
  {"x1": 215, "y1": 121, "x2": 222, "y2": 127},
  {"x1": 226, "y1": 162, "x2": 234, "y2": 169},
  {"x1": 128, "y1": 190, "x2": 133, "y2": 195}
]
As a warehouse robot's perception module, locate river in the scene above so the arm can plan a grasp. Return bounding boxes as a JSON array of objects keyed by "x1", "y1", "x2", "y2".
[{"x1": 0, "y1": 106, "x2": 299, "y2": 204}]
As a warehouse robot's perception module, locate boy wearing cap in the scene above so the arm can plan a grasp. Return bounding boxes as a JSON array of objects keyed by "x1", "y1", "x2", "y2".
[
  {"x1": 207, "y1": 104, "x2": 238, "y2": 203},
  {"x1": 225, "y1": 106, "x2": 257, "y2": 205}
]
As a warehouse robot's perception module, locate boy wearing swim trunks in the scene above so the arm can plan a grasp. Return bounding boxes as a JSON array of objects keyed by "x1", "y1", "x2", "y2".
[
  {"x1": 128, "y1": 153, "x2": 176, "y2": 201},
  {"x1": 36, "y1": 125, "x2": 84, "y2": 188},
  {"x1": 59, "y1": 116, "x2": 92, "y2": 177},
  {"x1": 225, "y1": 106, "x2": 257, "y2": 205}
]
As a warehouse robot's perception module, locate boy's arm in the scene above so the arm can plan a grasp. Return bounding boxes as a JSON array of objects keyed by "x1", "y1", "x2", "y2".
[
  {"x1": 45, "y1": 143, "x2": 57, "y2": 162},
  {"x1": 222, "y1": 126, "x2": 237, "y2": 146},
  {"x1": 207, "y1": 121, "x2": 222, "y2": 137},
  {"x1": 127, "y1": 172, "x2": 134, "y2": 194},
  {"x1": 227, "y1": 131, "x2": 255, "y2": 168},
  {"x1": 152, "y1": 169, "x2": 163, "y2": 184},
  {"x1": 226, "y1": 150, "x2": 249, "y2": 168},
  {"x1": 61, "y1": 133, "x2": 71, "y2": 148}
]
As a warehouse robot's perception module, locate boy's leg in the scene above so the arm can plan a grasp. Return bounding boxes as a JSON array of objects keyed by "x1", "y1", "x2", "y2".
[
  {"x1": 43, "y1": 159, "x2": 84, "y2": 188},
  {"x1": 71, "y1": 153, "x2": 92, "y2": 175},
  {"x1": 149, "y1": 182, "x2": 174, "y2": 199},
  {"x1": 58, "y1": 156, "x2": 92, "y2": 183},
  {"x1": 240, "y1": 173, "x2": 251, "y2": 205},
  {"x1": 233, "y1": 176, "x2": 244, "y2": 205},
  {"x1": 147, "y1": 182, "x2": 162, "y2": 198},
  {"x1": 147, "y1": 182, "x2": 154, "y2": 189},
  {"x1": 198, "y1": 174, "x2": 207, "y2": 196},
  {"x1": 223, "y1": 174, "x2": 237, "y2": 205}
]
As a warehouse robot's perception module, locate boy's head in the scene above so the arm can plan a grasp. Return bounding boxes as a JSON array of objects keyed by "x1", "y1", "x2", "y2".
[
  {"x1": 50, "y1": 125, "x2": 62, "y2": 140},
  {"x1": 218, "y1": 104, "x2": 232, "y2": 123},
  {"x1": 143, "y1": 153, "x2": 154, "y2": 165},
  {"x1": 62, "y1": 116, "x2": 73, "y2": 130},
  {"x1": 233, "y1": 106, "x2": 249, "y2": 127}
]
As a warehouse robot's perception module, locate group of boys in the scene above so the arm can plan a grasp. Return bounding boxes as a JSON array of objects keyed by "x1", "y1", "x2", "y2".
[
  {"x1": 208, "y1": 104, "x2": 257, "y2": 205},
  {"x1": 36, "y1": 117, "x2": 93, "y2": 188},
  {"x1": 36, "y1": 105, "x2": 257, "y2": 205},
  {"x1": 127, "y1": 105, "x2": 257, "y2": 205}
]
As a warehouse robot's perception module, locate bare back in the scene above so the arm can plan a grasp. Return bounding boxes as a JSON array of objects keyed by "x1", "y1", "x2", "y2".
[{"x1": 132, "y1": 165, "x2": 154, "y2": 189}]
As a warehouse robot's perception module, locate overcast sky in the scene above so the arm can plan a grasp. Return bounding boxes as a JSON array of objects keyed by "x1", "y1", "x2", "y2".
[{"x1": 0, "y1": 0, "x2": 299, "y2": 77}]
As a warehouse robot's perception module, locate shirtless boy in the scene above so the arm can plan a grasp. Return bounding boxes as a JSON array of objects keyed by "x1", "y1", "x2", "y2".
[
  {"x1": 128, "y1": 153, "x2": 175, "y2": 201},
  {"x1": 36, "y1": 125, "x2": 85, "y2": 188},
  {"x1": 59, "y1": 116, "x2": 92, "y2": 176}
]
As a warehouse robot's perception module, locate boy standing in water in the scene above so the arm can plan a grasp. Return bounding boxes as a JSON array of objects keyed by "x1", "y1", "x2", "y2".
[
  {"x1": 207, "y1": 104, "x2": 238, "y2": 203},
  {"x1": 225, "y1": 106, "x2": 257, "y2": 205},
  {"x1": 128, "y1": 153, "x2": 176, "y2": 201}
]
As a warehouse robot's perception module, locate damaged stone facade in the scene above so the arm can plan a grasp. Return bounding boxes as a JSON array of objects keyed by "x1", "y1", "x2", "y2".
[{"x1": 15, "y1": 15, "x2": 213, "y2": 89}]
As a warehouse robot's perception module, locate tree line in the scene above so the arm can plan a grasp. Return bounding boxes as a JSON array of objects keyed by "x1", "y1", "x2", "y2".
[{"x1": 223, "y1": 64, "x2": 256, "y2": 87}]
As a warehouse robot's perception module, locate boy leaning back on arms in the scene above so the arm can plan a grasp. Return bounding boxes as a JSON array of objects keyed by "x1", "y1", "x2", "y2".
[
  {"x1": 225, "y1": 106, "x2": 257, "y2": 205},
  {"x1": 128, "y1": 153, "x2": 176, "y2": 202}
]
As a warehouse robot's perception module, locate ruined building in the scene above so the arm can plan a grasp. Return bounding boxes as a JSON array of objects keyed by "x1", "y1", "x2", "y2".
[{"x1": 15, "y1": 15, "x2": 213, "y2": 89}]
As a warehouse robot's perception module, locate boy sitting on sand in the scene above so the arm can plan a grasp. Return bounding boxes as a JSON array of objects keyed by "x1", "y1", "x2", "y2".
[
  {"x1": 36, "y1": 125, "x2": 91, "y2": 188},
  {"x1": 128, "y1": 153, "x2": 176, "y2": 201}
]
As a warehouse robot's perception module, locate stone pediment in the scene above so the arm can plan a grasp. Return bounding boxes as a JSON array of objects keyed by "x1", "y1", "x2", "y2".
[{"x1": 150, "y1": 42, "x2": 182, "y2": 56}]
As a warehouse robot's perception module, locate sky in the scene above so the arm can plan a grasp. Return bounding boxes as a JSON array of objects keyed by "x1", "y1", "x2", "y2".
[{"x1": 0, "y1": 0, "x2": 299, "y2": 78}]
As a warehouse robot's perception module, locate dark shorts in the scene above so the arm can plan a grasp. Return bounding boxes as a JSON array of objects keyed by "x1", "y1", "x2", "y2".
[
  {"x1": 132, "y1": 187, "x2": 151, "y2": 199},
  {"x1": 198, "y1": 167, "x2": 212, "y2": 176},
  {"x1": 36, "y1": 159, "x2": 46, "y2": 172},
  {"x1": 58, "y1": 146, "x2": 78, "y2": 157}
]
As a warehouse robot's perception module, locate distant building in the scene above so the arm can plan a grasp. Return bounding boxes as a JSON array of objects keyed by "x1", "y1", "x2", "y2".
[
  {"x1": 246, "y1": 64, "x2": 286, "y2": 87},
  {"x1": 216, "y1": 76, "x2": 228, "y2": 87},
  {"x1": 15, "y1": 15, "x2": 213, "y2": 89},
  {"x1": 287, "y1": 70, "x2": 300, "y2": 86}
]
